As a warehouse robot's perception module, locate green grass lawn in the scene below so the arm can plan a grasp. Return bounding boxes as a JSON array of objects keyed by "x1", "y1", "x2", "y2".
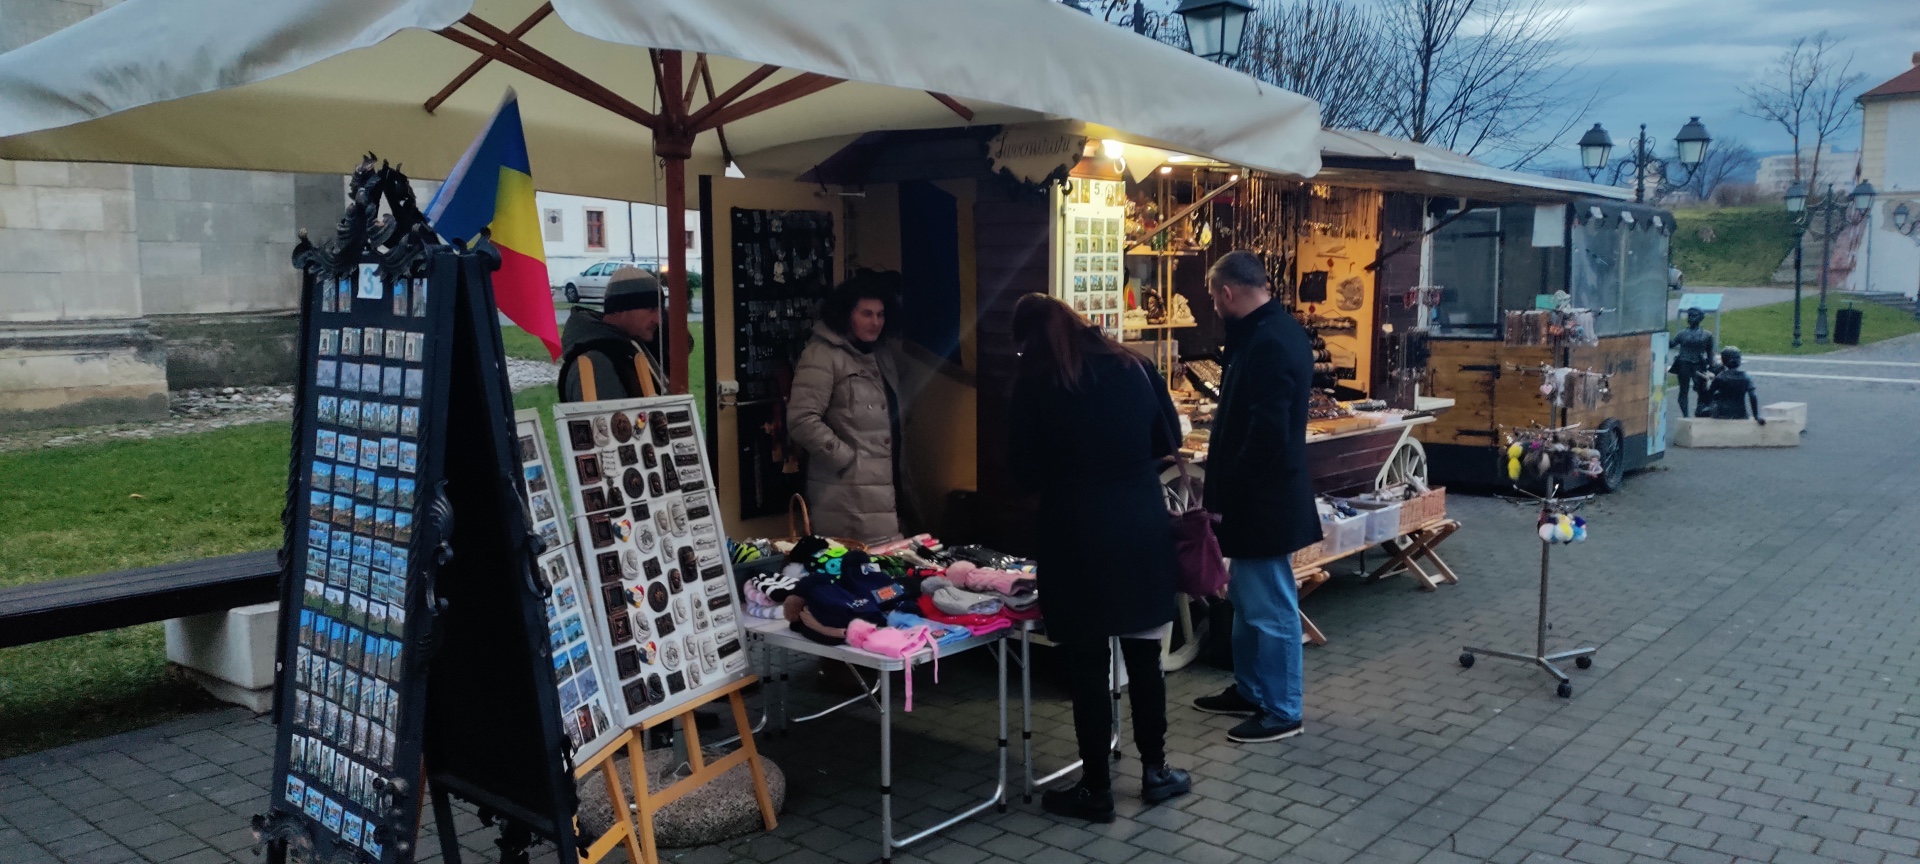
[
  {"x1": 0, "y1": 423, "x2": 290, "y2": 757},
  {"x1": 1671, "y1": 206, "x2": 1798, "y2": 286},
  {"x1": 0, "y1": 315, "x2": 711, "y2": 757},
  {"x1": 1670, "y1": 298, "x2": 1920, "y2": 356}
]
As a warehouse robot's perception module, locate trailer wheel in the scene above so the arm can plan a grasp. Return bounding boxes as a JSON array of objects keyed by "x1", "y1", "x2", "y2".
[{"x1": 1594, "y1": 419, "x2": 1626, "y2": 493}]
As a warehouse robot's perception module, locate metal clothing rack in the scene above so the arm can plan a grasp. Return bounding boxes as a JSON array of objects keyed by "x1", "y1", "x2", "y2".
[{"x1": 1458, "y1": 482, "x2": 1597, "y2": 698}]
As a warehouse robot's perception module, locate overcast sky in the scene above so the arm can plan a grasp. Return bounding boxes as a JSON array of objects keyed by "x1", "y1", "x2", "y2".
[{"x1": 1554, "y1": 0, "x2": 1920, "y2": 163}]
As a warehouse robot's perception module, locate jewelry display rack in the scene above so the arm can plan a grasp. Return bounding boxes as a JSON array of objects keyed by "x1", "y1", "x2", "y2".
[{"x1": 1458, "y1": 480, "x2": 1597, "y2": 698}]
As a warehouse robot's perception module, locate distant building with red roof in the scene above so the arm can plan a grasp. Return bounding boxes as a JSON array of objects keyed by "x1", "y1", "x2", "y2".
[{"x1": 1853, "y1": 52, "x2": 1920, "y2": 297}]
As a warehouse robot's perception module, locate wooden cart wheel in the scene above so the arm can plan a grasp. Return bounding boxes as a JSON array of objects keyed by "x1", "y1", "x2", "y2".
[
  {"x1": 1161, "y1": 462, "x2": 1205, "y2": 512},
  {"x1": 1158, "y1": 463, "x2": 1211, "y2": 673},
  {"x1": 1376, "y1": 436, "x2": 1429, "y2": 490}
]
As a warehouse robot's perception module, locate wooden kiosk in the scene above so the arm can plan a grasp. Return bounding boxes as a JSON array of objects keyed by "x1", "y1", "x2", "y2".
[{"x1": 1415, "y1": 198, "x2": 1676, "y2": 491}]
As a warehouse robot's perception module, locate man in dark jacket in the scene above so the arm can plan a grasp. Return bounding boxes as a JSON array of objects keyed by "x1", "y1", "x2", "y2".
[
  {"x1": 557, "y1": 266, "x2": 668, "y2": 402},
  {"x1": 1191, "y1": 251, "x2": 1321, "y2": 744}
]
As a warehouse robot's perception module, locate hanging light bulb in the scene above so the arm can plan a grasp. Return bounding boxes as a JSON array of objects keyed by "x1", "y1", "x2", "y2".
[{"x1": 1101, "y1": 139, "x2": 1125, "y2": 160}]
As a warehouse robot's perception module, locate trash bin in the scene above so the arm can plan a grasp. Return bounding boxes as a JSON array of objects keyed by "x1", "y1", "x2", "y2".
[{"x1": 1835, "y1": 306, "x2": 1864, "y2": 345}]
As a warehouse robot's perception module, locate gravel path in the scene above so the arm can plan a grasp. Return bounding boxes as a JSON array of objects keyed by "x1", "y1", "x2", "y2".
[{"x1": 0, "y1": 359, "x2": 561, "y2": 454}]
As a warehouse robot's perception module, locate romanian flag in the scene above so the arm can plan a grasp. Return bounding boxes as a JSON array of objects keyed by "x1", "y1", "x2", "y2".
[{"x1": 426, "y1": 89, "x2": 559, "y2": 359}]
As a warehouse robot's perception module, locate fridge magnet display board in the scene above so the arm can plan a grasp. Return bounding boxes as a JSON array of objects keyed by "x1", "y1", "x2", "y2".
[
  {"x1": 552, "y1": 396, "x2": 753, "y2": 729},
  {"x1": 258, "y1": 159, "x2": 575, "y2": 864},
  {"x1": 515, "y1": 409, "x2": 622, "y2": 759}
]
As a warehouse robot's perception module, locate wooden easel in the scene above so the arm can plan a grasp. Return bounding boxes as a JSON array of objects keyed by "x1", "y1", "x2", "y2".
[{"x1": 573, "y1": 676, "x2": 777, "y2": 864}]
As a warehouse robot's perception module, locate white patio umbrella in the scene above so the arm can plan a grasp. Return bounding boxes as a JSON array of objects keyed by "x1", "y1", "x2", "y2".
[{"x1": 0, "y1": 0, "x2": 1323, "y2": 389}]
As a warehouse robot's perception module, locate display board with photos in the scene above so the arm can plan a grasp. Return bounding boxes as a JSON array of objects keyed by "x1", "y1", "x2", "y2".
[
  {"x1": 514, "y1": 410, "x2": 621, "y2": 758},
  {"x1": 1058, "y1": 178, "x2": 1128, "y2": 335},
  {"x1": 553, "y1": 396, "x2": 753, "y2": 727},
  {"x1": 730, "y1": 207, "x2": 835, "y2": 518},
  {"x1": 276, "y1": 247, "x2": 451, "y2": 863},
  {"x1": 263, "y1": 160, "x2": 575, "y2": 864}
]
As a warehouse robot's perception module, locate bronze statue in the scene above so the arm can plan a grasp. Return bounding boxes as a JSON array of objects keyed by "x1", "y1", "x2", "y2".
[
  {"x1": 1698, "y1": 347, "x2": 1765, "y2": 424},
  {"x1": 1669, "y1": 307, "x2": 1714, "y2": 417}
]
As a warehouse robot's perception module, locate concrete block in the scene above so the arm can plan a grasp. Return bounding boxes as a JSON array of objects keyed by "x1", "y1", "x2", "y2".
[
  {"x1": 35, "y1": 187, "x2": 108, "y2": 231},
  {"x1": 52, "y1": 270, "x2": 143, "y2": 319},
  {"x1": 12, "y1": 161, "x2": 71, "y2": 187},
  {"x1": 101, "y1": 189, "x2": 134, "y2": 232},
  {"x1": 68, "y1": 163, "x2": 132, "y2": 190},
  {"x1": 0, "y1": 227, "x2": 88, "y2": 273},
  {"x1": 1672, "y1": 417, "x2": 1800, "y2": 448},
  {"x1": 147, "y1": 166, "x2": 192, "y2": 201},
  {"x1": 138, "y1": 241, "x2": 201, "y2": 277},
  {"x1": 83, "y1": 231, "x2": 138, "y2": 274},
  {"x1": 1761, "y1": 402, "x2": 1806, "y2": 430},
  {"x1": 166, "y1": 601, "x2": 279, "y2": 702},
  {"x1": 0, "y1": 185, "x2": 37, "y2": 228},
  {"x1": 0, "y1": 159, "x2": 14, "y2": 185},
  {"x1": 189, "y1": 169, "x2": 256, "y2": 204}
]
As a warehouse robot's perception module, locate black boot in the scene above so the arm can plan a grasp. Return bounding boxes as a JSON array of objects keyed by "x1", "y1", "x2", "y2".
[
  {"x1": 1041, "y1": 782, "x2": 1116, "y2": 823},
  {"x1": 1141, "y1": 763, "x2": 1191, "y2": 805}
]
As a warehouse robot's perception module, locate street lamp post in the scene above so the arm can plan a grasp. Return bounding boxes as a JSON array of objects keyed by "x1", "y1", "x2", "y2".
[
  {"x1": 1785, "y1": 180, "x2": 1875, "y2": 345},
  {"x1": 1578, "y1": 117, "x2": 1712, "y2": 203},
  {"x1": 1892, "y1": 203, "x2": 1920, "y2": 321}
]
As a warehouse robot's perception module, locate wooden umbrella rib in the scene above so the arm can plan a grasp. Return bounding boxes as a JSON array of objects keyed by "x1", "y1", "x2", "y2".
[
  {"x1": 928, "y1": 92, "x2": 975, "y2": 122},
  {"x1": 684, "y1": 64, "x2": 781, "y2": 129},
  {"x1": 682, "y1": 53, "x2": 707, "y2": 114},
  {"x1": 699, "y1": 60, "x2": 737, "y2": 168},
  {"x1": 694, "y1": 73, "x2": 843, "y2": 133},
  {"x1": 457, "y1": 15, "x2": 658, "y2": 128},
  {"x1": 424, "y1": 2, "x2": 554, "y2": 113},
  {"x1": 435, "y1": 28, "x2": 654, "y2": 128}
]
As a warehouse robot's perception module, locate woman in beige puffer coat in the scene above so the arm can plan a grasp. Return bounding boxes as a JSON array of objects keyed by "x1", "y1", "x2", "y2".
[{"x1": 786, "y1": 272, "x2": 905, "y2": 544}]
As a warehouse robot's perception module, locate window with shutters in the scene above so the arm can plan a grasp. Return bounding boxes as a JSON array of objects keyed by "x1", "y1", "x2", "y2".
[{"x1": 586, "y1": 209, "x2": 606, "y2": 251}]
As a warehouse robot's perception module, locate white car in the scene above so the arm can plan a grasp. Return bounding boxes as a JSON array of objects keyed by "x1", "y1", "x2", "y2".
[{"x1": 559, "y1": 261, "x2": 624, "y2": 304}]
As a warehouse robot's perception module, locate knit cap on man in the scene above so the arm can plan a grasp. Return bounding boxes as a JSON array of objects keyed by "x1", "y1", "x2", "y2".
[{"x1": 604, "y1": 266, "x2": 661, "y2": 312}]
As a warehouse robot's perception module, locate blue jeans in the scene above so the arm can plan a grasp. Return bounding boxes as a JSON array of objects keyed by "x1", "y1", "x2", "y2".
[{"x1": 1227, "y1": 555, "x2": 1303, "y2": 723}]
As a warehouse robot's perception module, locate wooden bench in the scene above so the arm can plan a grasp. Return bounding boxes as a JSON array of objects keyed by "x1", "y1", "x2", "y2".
[{"x1": 0, "y1": 550, "x2": 280, "y2": 649}]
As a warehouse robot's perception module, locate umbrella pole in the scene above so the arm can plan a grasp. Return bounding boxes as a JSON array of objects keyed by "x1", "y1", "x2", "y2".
[{"x1": 665, "y1": 154, "x2": 690, "y2": 394}]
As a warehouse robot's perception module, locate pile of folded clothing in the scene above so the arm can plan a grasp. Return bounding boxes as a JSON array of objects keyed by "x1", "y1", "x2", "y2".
[{"x1": 740, "y1": 533, "x2": 1045, "y2": 641}]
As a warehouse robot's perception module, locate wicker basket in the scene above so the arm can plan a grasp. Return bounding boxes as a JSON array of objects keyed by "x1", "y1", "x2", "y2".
[
  {"x1": 770, "y1": 494, "x2": 868, "y2": 553},
  {"x1": 1398, "y1": 487, "x2": 1447, "y2": 532}
]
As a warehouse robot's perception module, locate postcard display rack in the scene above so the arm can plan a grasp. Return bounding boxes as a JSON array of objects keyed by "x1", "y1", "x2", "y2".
[
  {"x1": 258, "y1": 161, "x2": 576, "y2": 864},
  {"x1": 731, "y1": 208, "x2": 836, "y2": 518},
  {"x1": 1055, "y1": 178, "x2": 1128, "y2": 335},
  {"x1": 551, "y1": 396, "x2": 754, "y2": 724}
]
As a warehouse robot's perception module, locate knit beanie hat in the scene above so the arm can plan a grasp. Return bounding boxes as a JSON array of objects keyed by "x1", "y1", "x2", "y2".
[{"x1": 604, "y1": 267, "x2": 661, "y2": 312}]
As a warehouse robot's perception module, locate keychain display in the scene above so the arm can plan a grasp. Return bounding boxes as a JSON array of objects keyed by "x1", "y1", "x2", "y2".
[{"x1": 1504, "y1": 425, "x2": 1603, "y2": 483}]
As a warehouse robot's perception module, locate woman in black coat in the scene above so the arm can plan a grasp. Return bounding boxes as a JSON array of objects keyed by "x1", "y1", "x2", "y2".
[{"x1": 1009, "y1": 293, "x2": 1191, "y2": 822}]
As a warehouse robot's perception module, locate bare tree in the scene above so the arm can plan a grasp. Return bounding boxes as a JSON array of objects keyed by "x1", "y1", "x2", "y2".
[
  {"x1": 1740, "y1": 32, "x2": 1865, "y2": 192},
  {"x1": 1377, "y1": 0, "x2": 1601, "y2": 169},
  {"x1": 1230, "y1": 1, "x2": 1394, "y2": 130},
  {"x1": 1681, "y1": 136, "x2": 1758, "y2": 203}
]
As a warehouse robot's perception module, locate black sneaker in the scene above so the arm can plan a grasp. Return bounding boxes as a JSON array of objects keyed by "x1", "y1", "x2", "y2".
[
  {"x1": 1140, "y1": 764, "x2": 1192, "y2": 805},
  {"x1": 1227, "y1": 713, "x2": 1304, "y2": 744},
  {"x1": 1192, "y1": 685, "x2": 1259, "y2": 717},
  {"x1": 1041, "y1": 782, "x2": 1117, "y2": 823}
]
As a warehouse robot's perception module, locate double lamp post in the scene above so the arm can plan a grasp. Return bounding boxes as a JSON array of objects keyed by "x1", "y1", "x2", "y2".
[{"x1": 1784, "y1": 179, "x2": 1875, "y2": 346}]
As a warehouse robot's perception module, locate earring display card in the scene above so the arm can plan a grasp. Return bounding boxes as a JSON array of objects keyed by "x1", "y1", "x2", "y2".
[
  {"x1": 514, "y1": 411, "x2": 621, "y2": 759},
  {"x1": 554, "y1": 396, "x2": 750, "y2": 729},
  {"x1": 731, "y1": 208, "x2": 834, "y2": 519},
  {"x1": 273, "y1": 255, "x2": 452, "y2": 864}
]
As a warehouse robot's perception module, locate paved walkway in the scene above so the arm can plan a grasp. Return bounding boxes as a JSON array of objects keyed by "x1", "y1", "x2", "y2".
[{"x1": 6, "y1": 354, "x2": 1920, "y2": 864}]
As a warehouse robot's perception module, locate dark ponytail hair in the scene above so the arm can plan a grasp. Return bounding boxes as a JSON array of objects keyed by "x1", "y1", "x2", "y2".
[{"x1": 1011, "y1": 293, "x2": 1139, "y2": 391}]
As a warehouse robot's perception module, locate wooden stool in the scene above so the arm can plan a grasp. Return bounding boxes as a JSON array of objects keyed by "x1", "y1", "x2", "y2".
[{"x1": 1365, "y1": 519, "x2": 1461, "y2": 592}]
